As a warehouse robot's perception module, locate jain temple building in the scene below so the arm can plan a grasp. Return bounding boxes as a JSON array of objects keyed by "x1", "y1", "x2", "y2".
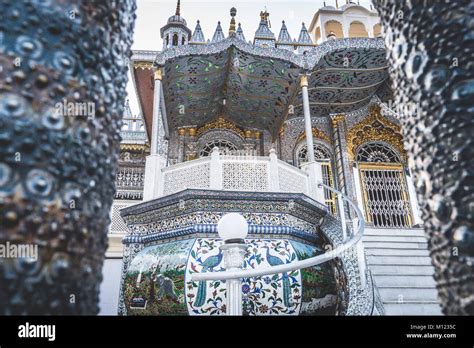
[{"x1": 99, "y1": 1, "x2": 442, "y2": 316}]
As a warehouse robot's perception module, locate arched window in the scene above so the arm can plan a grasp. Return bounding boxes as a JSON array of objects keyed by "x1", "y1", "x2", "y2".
[
  {"x1": 356, "y1": 142, "x2": 400, "y2": 163},
  {"x1": 373, "y1": 23, "x2": 382, "y2": 38},
  {"x1": 315, "y1": 27, "x2": 321, "y2": 43},
  {"x1": 356, "y1": 142, "x2": 412, "y2": 228},
  {"x1": 296, "y1": 143, "x2": 337, "y2": 215},
  {"x1": 349, "y1": 21, "x2": 369, "y2": 38},
  {"x1": 181, "y1": 37, "x2": 185, "y2": 45},
  {"x1": 172, "y1": 33, "x2": 178, "y2": 46},
  {"x1": 199, "y1": 139, "x2": 237, "y2": 157},
  {"x1": 324, "y1": 20, "x2": 343, "y2": 39}
]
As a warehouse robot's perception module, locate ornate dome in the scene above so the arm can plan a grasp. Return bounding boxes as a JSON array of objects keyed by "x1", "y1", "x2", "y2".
[{"x1": 167, "y1": 14, "x2": 187, "y2": 27}]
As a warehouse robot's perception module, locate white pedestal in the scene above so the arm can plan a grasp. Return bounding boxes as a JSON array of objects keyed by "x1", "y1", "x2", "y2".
[{"x1": 143, "y1": 154, "x2": 165, "y2": 201}]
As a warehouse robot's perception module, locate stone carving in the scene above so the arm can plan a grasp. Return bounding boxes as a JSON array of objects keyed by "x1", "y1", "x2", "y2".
[
  {"x1": 0, "y1": 0, "x2": 136, "y2": 314},
  {"x1": 373, "y1": 0, "x2": 474, "y2": 314}
]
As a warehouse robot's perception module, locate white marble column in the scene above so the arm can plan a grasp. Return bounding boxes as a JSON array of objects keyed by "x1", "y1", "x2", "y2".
[
  {"x1": 300, "y1": 75, "x2": 315, "y2": 163},
  {"x1": 300, "y1": 74, "x2": 325, "y2": 204},
  {"x1": 150, "y1": 69, "x2": 162, "y2": 155},
  {"x1": 143, "y1": 69, "x2": 164, "y2": 201}
]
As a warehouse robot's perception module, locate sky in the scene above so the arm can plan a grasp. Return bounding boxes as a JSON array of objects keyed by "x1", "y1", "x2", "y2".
[{"x1": 126, "y1": 0, "x2": 375, "y2": 115}]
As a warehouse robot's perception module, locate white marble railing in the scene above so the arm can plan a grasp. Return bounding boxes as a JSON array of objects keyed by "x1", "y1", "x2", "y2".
[{"x1": 144, "y1": 147, "x2": 325, "y2": 203}]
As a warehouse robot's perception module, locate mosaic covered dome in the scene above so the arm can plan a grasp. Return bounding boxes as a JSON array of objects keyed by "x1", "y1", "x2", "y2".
[
  {"x1": 167, "y1": 14, "x2": 187, "y2": 26},
  {"x1": 123, "y1": 237, "x2": 346, "y2": 316}
]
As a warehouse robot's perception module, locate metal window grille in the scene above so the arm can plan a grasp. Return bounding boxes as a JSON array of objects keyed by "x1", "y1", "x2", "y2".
[{"x1": 356, "y1": 143, "x2": 412, "y2": 228}]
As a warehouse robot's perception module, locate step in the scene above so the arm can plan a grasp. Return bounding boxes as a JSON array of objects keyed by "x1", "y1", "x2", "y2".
[
  {"x1": 383, "y1": 303, "x2": 442, "y2": 315},
  {"x1": 367, "y1": 255, "x2": 433, "y2": 265},
  {"x1": 363, "y1": 241, "x2": 428, "y2": 249},
  {"x1": 378, "y1": 288, "x2": 439, "y2": 301},
  {"x1": 365, "y1": 248, "x2": 430, "y2": 257},
  {"x1": 363, "y1": 235, "x2": 429, "y2": 243},
  {"x1": 370, "y1": 265, "x2": 436, "y2": 275},
  {"x1": 364, "y1": 229, "x2": 426, "y2": 237},
  {"x1": 373, "y1": 275, "x2": 437, "y2": 288},
  {"x1": 365, "y1": 227, "x2": 425, "y2": 233}
]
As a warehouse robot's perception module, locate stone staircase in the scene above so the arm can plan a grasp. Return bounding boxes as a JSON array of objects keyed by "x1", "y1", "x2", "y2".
[{"x1": 363, "y1": 227, "x2": 442, "y2": 315}]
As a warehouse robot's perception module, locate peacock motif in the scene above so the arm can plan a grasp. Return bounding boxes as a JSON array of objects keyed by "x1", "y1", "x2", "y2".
[
  {"x1": 193, "y1": 249, "x2": 224, "y2": 307},
  {"x1": 263, "y1": 246, "x2": 293, "y2": 307}
]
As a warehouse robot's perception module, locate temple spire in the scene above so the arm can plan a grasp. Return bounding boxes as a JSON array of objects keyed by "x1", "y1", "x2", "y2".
[
  {"x1": 236, "y1": 23, "x2": 246, "y2": 41},
  {"x1": 254, "y1": 8, "x2": 275, "y2": 47},
  {"x1": 229, "y1": 7, "x2": 237, "y2": 36},
  {"x1": 277, "y1": 20, "x2": 292, "y2": 43},
  {"x1": 212, "y1": 21, "x2": 225, "y2": 42},
  {"x1": 190, "y1": 20, "x2": 205, "y2": 44},
  {"x1": 297, "y1": 22, "x2": 313, "y2": 44},
  {"x1": 175, "y1": 0, "x2": 181, "y2": 15}
]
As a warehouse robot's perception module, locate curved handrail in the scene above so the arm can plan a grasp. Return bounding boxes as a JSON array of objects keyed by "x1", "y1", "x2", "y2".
[{"x1": 190, "y1": 182, "x2": 365, "y2": 281}]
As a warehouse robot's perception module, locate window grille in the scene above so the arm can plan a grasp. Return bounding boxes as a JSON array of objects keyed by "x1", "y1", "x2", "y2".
[
  {"x1": 199, "y1": 139, "x2": 237, "y2": 157},
  {"x1": 297, "y1": 144, "x2": 337, "y2": 215},
  {"x1": 356, "y1": 142, "x2": 412, "y2": 228}
]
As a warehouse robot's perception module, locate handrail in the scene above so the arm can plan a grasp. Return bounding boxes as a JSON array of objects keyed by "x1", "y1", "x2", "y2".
[{"x1": 190, "y1": 182, "x2": 365, "y2": 281}]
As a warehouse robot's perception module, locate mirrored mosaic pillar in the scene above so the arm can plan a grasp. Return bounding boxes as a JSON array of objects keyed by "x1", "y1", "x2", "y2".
[
  {"x1": 331, "y1": 115, "x2": 356, "y2": 222},
  {"x1": 0, "y1": 0, "x2": 136, "y2": 314},
  {"x1": 373, "y1": 0, "x2": 474, "y2": 314}
]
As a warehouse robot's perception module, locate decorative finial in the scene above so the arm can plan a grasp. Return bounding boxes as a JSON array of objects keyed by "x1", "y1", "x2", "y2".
[
  {"x1": 229, "y1": 7, "x2": 237, "y2": 36},
  {"x1": 175, "y1": 0, "x2": 181, "y2": 15},
  {"x1": 336, "y1": 0, "x2": 339, "y2": 8}
]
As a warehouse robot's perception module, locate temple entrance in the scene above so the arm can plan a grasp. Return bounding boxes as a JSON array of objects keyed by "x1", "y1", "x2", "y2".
[{"x1": 356, "y1": 143, "x2": 412, "y2": 228}]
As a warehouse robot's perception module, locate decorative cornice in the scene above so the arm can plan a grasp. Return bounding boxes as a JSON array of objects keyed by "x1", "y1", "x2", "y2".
[
  {"x1": 347, "y1": 105, "x2": 406, "y2": 161},
  {"x1": 134, "y1": 61, "x2": 154, "y2": 70},
  {"x1": 154, "y1": 36, "x2": 385, "y2": 70},
  {"x1": 196, "y1": 117, "x2": 246, "y2": 139},
  {"x1": 120, "y1": 143, "x2": 149, "y2": 152}
]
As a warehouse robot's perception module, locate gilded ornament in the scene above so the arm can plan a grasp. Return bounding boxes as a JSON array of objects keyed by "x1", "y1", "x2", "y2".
[
  {"x1": 196, "y1": 117, "x2": 246, "y2": 138},
  {"x1": 347, "y1": 105, "x2": 406, "y2": 161}
]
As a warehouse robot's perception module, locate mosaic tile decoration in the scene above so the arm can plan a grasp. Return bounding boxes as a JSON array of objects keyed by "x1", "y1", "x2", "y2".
[{"x1": 123, "y1": 237, "x2": 339, "y2": 316}]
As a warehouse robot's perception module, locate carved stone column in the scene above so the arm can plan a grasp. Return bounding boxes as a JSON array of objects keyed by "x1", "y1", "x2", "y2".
[
  {"x1": 373, "y1": 0, "x2": 474, "y2": 314},
  {"x1": 0, "y1": 0, "x2": 136, "y2": 314}
]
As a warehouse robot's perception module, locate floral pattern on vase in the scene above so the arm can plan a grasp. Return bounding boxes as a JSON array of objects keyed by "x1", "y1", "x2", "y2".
[{"x1": 186, "y1": 238, "x2": 337, "y2": 315}]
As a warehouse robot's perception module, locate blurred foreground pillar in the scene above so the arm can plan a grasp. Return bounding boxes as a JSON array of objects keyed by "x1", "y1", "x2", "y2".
[
  {"x1": 373, "y1": 0, "x2": 474, "y2": 314},
  {"x1": 0, "y1": 0, "x2": 136, "y2": 314}
]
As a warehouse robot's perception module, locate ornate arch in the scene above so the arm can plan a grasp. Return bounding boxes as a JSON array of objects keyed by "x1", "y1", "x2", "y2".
[
  {"x1": 355, "y1": 141, "x2": 402, "y2": 163},
  {"x1": 196, "y1": 117, "x2": 246, "y2": 139},
  {"x1": 196, "y1": 128, "x2": 245, "y2": 155},
  {"x1": 347, "y1": 105, "x2": 406, "y2": 161},
  {"x1": 296, "y1": 127, "x2": 331, "y2": 145},
  {"x1": 294, "y1": 139, "x2": 333, "y2": 164}
]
